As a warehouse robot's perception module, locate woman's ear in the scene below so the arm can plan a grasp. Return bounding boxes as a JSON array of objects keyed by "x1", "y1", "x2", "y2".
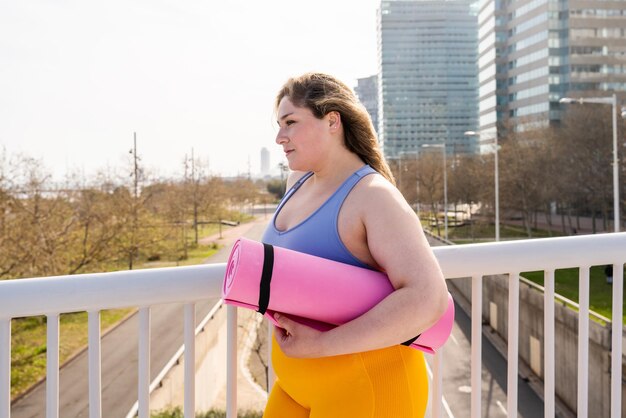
[{"x1": 327, "y1": 111, "x2": 341, "y2": 131}]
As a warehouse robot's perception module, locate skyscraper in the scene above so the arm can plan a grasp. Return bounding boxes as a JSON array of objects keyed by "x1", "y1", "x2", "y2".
[
  {"x1": 260, "y1": 147, "x2": 270, "y2": 177},
  {"x1": 354, "y1": 75, "x2": 380, "y2": 136},
  {"x1": 477, "y1": 0, "x2": 626, "y2": 138},
  {"x1": 377, "y1": 0, "x2": 479, "y2": 158}
]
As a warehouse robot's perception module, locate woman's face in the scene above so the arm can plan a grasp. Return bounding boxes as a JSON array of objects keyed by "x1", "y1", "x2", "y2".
[{"x1": 275, "y1": 97, "x2": 332, "y2": 171}]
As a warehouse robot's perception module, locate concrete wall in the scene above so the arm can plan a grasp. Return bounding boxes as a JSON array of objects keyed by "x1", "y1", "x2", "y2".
[
  {"x1": 448, "y1": 275, "x2": 617, "y2": 417},
  {"x1": 149, "y1": 305, "x2": 228, "y2": 413}
]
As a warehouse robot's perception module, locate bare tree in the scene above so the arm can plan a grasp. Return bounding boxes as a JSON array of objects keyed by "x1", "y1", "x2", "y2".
[
  {"x1": 554, "y1": 105, "x2": 615, "y2": 233},
  {"x1": 414, "y1": 153, "x2": 444, "y2": 235},
  {"x1": 447, "y1": 154, "x2": 489, "y2": 238},
  {"x1": 498, "y1": 127, "x2": 549, "y2": 237}
]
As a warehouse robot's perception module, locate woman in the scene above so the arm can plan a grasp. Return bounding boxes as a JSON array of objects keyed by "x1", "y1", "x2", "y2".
[{"x1": 262, "y1": 73, "x2": 448, "y2": 418}]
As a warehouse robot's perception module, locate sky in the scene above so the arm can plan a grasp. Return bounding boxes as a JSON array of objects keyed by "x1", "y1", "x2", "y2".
[{"x1": 0, "y1": 0, "x2": 382, "y2": 182}]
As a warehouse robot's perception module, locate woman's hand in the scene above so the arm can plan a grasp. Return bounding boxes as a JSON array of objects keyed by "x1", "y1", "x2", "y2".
[{"x1": 273, "y1": 313, "x2": 326, "y2": 358}]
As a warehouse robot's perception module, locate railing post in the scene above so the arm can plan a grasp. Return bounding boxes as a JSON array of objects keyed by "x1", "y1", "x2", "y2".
[
  {"x1": 611, "y1": 263, "x2": 623, "y2": 418},
  {"x1": 578, "y1": 267, "x2": 590, "y2": 418},
  {"x1": 88, "y1": 311, "x2": 102, "y2": 418},
  {"x1": 184, "y1": 303, "x2": 196, "y2": 418},
  {"x1": 544, "y1": 270, "x2": 555, "y2": 418},
  {"x1": 507, "y1": 272, "x2": 519, "y2": 418},
  {"x1": 0, "y1": 319, "x2": 10, "y2": 418},
  {"x1": 226, "y1": 305, "x2": 238, "y2": 418},
  {"x1": 226, "y1": 305, "x2": 237, "y2": 418},
  {"x1": 46, "y1": 314, "x2": 60, "y2": 418},
  {"x1": 471, "y1": 275, "x2": 482, "y2": 418},
  {"x1": 138, "y1": 307, "x2": 151, "y2": 418},
  {"x1": 431, "y1": 347, "x2": 444, "y2": 418}
]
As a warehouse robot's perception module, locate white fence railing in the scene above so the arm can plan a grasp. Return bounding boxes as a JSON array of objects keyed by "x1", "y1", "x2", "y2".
[{"x1": 1, "y1": 232, "x2": 625, "y2": 418}]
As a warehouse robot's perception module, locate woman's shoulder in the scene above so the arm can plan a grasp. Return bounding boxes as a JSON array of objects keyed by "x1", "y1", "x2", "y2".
[
  {"x1": 348, "y1": 171, "x2": 410, "y2": 216},
  {"x1": 355, "y1": 171, "x2": 403, "y2": 201}
]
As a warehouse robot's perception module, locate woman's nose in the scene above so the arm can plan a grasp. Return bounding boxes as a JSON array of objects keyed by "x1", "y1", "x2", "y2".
[{"x1": 275, "y1": 129, "x2": 288, "y2": 145}]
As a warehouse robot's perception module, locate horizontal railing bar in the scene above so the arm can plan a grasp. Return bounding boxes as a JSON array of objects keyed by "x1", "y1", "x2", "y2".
[
  {"x1": 433, "y1": 233, "x2": 626, "y2": 278},
  {"x1": 2, "y1": 235, "x2": 624, "y2": 322},
  {"x1": 0, "y1": 264, "x2": 226, "y2": 319}
]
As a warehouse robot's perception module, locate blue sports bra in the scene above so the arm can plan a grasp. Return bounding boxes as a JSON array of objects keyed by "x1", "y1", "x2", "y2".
[{"x1": 261, "y1": 165, "x2": 377, "y2": 269}]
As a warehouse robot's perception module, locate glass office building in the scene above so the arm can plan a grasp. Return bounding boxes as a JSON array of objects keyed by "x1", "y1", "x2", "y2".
[
  {"x1": 377, "y1": 0, "x2": 479, "y2": 158},
  {"x1": 354, "y1": 75, "x2": 380, "y2": 136},
  {"x1": 478, "y1": 0, "x2": 626, "y2": 138}
]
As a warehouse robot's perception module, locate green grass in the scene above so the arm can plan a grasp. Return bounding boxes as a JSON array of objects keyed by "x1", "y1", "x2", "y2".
[
  {"x1": 141, "y1": 242, "x2": 221, "y2": 268},
  {"x1": 151, "y1": 407, "x2": 262, "y2": 418},
  {"x1": 521, "y1": 266, "x2": 626, "y2": 322}
]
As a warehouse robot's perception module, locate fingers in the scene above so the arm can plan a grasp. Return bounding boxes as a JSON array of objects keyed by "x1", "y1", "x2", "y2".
[
  {"x1": 273, "y1": 313, "x2": 294, "y2": 332},
  {"x1": 272, "y1": 314, "x2": 324, "y2": 358},
  {"x1": 273, "y1": 314, "x2": 294, "y2": 348}
]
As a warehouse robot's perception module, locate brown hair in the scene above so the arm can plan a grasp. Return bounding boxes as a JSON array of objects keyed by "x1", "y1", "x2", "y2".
[{"x1": 275, "y1": 72, "x2": 396, "y2": 185}]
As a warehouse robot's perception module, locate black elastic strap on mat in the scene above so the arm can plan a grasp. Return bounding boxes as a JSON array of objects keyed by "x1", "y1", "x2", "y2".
[
  {"x1": 402, "y1": 334, "x2": 420, "y2": 346},
  {"x1": 257, "y1": 243, "x2": 274, "y2": 314}
]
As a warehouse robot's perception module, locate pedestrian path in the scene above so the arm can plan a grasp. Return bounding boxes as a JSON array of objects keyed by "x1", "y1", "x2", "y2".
[{"x1": 199, "y1": 216, "x2": 270, "y2": 248}]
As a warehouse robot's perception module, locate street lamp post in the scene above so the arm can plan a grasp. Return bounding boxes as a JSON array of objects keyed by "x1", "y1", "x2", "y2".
[
  {"x1": 422, "y1": 143, "x2": 448, "y2": 240},
  {"x1": 560, "y1": 94, "x2": 620, "y2": 232},
  {"x1": 465, "y1": 130, "x2": 500, "y2": 241}
]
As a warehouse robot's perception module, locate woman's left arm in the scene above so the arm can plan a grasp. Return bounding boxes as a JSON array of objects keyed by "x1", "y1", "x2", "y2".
[{"x1": 274, "y1": 179, "x2": 449, "y2": 358}]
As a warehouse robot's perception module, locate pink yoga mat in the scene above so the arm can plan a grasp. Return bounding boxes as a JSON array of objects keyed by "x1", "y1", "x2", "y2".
[{"x1": 222, "y1": 238, "x2": 454, "y2": 354}]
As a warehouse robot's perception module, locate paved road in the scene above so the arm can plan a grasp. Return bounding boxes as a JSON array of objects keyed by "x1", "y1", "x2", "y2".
[
  {"x1": 11, "y1": 218, "x2": 269, "y2": 418},
  {"x1": 424, "y1": 299, "x2": 544, "y2": 418},
  {"x1": 426, "y1": 236, "x2": 544, "y2": 418}
]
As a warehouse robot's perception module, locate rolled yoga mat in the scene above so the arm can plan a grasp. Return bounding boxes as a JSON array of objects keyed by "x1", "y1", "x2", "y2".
[{"x1": 222, "y1": 237, "x2": 454, "y2": 354}]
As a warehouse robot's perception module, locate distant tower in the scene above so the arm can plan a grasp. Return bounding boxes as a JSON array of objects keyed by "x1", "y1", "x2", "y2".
[{"x1": 260, "y1": 147, "x2": 270, "y2": 176}]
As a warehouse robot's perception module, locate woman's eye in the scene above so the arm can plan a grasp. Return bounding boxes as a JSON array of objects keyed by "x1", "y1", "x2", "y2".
[{"x1": 286, "y1": 120, "x2": 295, "y2": 126}]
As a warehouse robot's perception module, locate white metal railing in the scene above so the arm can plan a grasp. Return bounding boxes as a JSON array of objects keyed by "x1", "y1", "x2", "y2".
[
  {"x1": 0, "y1": 264, "x2": 225, "y2": 418},
  {"x1": 0, "y1": 233, "x2": 625, "y2": 418},
  {"x1": 433, "y1": 232, "x2": 626, "y2": 418}
]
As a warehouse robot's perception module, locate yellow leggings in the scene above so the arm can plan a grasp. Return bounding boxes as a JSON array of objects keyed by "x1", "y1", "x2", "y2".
[{"x1": 264, "y1": 335, "x2": 428, "y2": 418}]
